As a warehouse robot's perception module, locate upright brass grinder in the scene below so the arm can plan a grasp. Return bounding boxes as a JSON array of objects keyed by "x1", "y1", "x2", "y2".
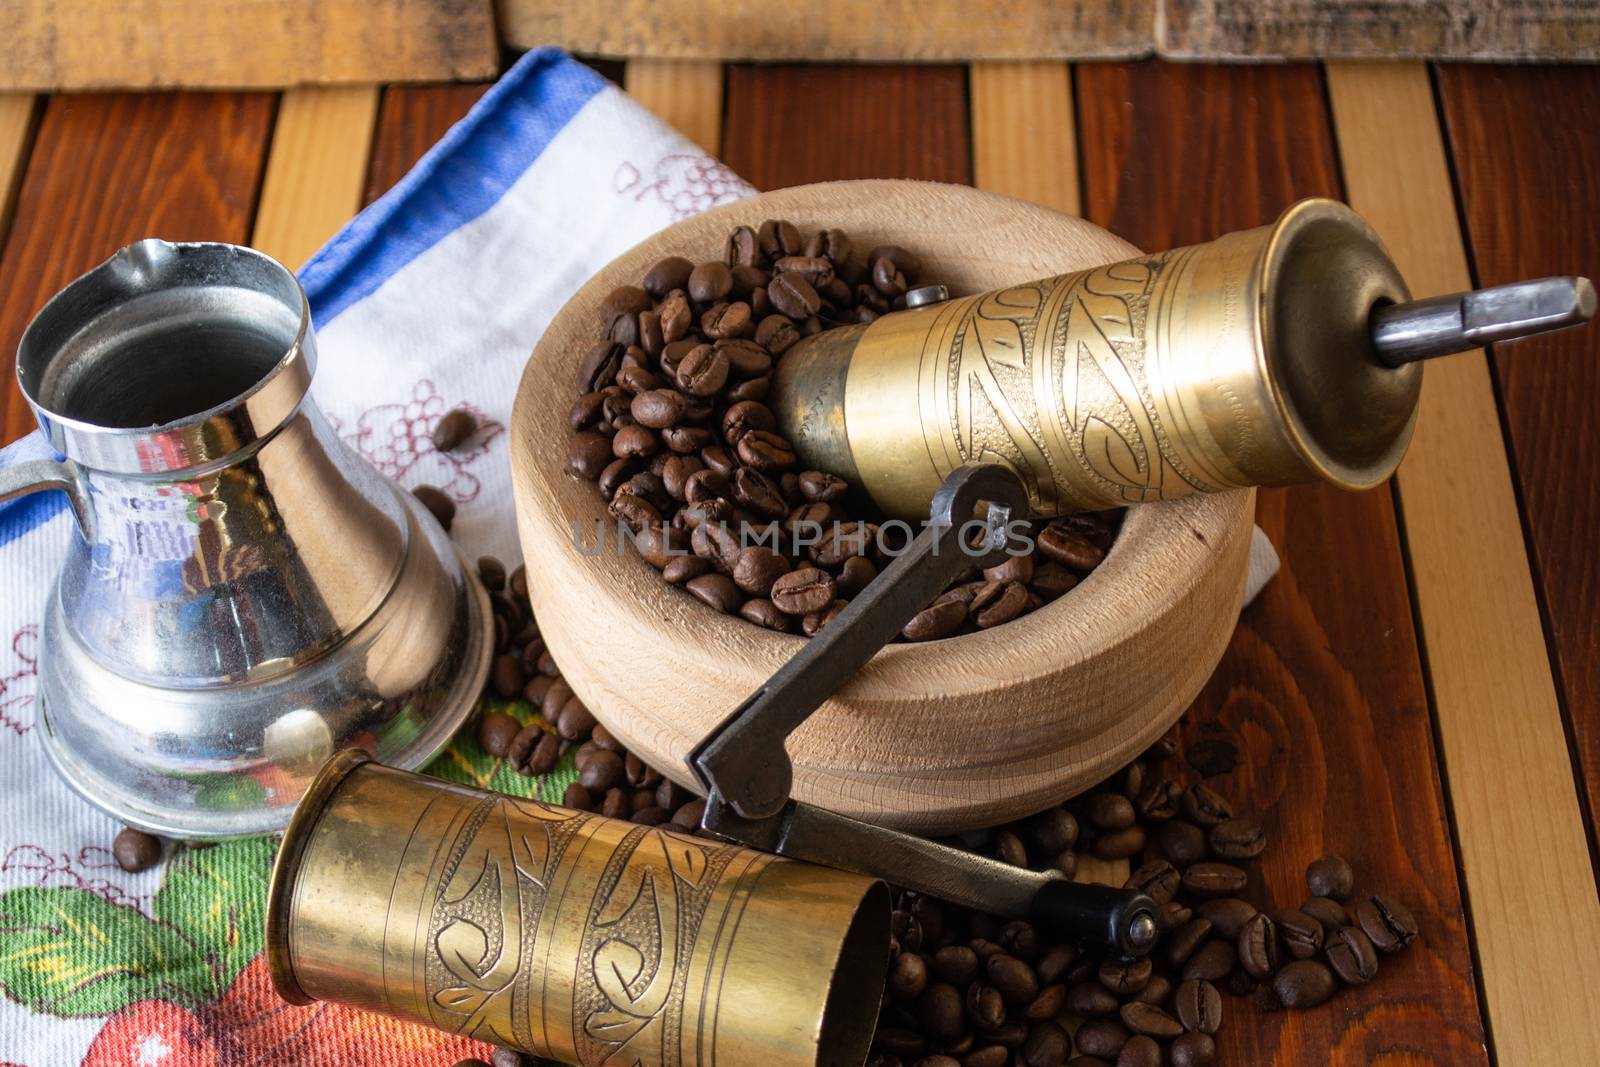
[
  {"x1": 775, "y1": 199, "x2": 1420, "y2": 518},
  {"x1": 267, "y1": 752, "x2": 888, "y2": 1067}
]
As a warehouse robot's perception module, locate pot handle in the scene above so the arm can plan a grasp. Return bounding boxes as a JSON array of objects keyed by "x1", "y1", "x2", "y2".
[{"x1": 0, "y1": 457, "x2": 91, "y2": 536}]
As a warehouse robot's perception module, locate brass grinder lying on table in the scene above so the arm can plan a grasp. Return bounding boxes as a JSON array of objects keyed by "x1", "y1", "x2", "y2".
[{"x1": 268, "y1": 199, "x2": 1594, "y2": 1067}]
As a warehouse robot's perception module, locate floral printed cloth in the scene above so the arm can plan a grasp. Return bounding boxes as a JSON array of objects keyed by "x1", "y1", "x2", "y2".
[{"x1": 0, "y1": 49, "x2": 751, "y2": 1066}]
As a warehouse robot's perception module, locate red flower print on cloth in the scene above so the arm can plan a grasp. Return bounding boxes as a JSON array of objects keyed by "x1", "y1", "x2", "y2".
[
  {"x1": 614, "y1": 153, "x2": 754, "y2": 220},
  {"x1": 0, "y1": 625, "x2": 38, "y2": 736},
  {"x1": 338, "y1": 380, "x2": 504, "y2": 503}
]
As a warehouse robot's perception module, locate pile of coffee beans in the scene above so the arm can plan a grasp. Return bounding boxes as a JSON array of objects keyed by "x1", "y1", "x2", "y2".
[
  {"x1": 475, "y1": 554, "x2": 710, "y2": 832},
  {"x1": 563, "y1": 220, "x2": 1119, "y2": 640},
  {"x1": 469, "y1": 553, "x2": 1420, "y2": 1067},
  {"x1": 870, "y1": 740, "x2": 1420, "y2": 1067}
]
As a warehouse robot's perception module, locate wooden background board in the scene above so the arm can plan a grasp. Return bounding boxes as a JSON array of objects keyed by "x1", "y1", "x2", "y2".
[
  {"x1": 0, "y1": 52, "x2": 1597, "y2": 1063},
  {"x1": 0, "y1": 0, "x2": 498, "y2": 90},
  {"x1": 498, "y1": 0, "x2": 1600, "y2": 59},
  {"x1": 1159, "y1": 0, "x2": 1600, "y2": 60}
]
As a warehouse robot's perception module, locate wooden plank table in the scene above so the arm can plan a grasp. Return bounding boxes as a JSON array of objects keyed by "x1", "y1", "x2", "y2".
[{"x1": 1, "y1": 56, "x2": 1597, "y2": 1065}]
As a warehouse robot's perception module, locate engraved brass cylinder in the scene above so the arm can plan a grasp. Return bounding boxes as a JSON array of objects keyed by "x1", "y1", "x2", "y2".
[
  {"x1": 267, "y1": 752, "x2": 889, "y2": 1067},
  {"x1": 774, "y1": 198, "x2": 1422, "y2": 518}
]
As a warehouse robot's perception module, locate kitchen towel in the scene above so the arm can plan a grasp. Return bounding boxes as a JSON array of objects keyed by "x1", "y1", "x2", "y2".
[{"x1": 0, "y1": 49, "x2": 1278, "y2": 1066}]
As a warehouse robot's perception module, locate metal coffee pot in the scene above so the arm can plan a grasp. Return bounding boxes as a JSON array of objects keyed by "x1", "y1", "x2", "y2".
[{"x1": 1, "y1": 240, "x2": 492, "y2": 838}]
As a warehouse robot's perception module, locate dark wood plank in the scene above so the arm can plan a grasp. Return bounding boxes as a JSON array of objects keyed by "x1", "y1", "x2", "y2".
[
  {"x1": 363, "y1": 82, "x2": 492, "y2": 205},
  {"x1": 0, "y1": 92, "x2": 275, "y2": 444},
  {"x1": 1076, "y1": 61, "x2": 1489, "y2": 1066},
  {"x1": 1436, "y1": 64, "x2": 1600, "y2": 860},
  {"x1": 722, "y1": 64, "x2": 969, "y2": 189}
]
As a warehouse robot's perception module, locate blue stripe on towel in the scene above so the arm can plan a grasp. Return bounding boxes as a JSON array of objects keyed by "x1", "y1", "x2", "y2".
[
  {"x1": 297, "y1": 48, "x2": 609, "y2": 326},
  {"x1": 0, "y1": 434, "x2": 70, "y2": 547}
]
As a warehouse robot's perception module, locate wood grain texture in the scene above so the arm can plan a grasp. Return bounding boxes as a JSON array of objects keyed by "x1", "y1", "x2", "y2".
[
  {"x1": 1076, "y1": 61, "x2": 1488, "y2": 1065},
  {"x1": 625, "y1": 60, "x2": 724, "y2": 156},
  {"x1": 968, "y1": 62, "x2": 1080, "y2": 215},
  {"x1": 363, "y1": 82, "x2": 492, "y2": 205},
  {"x1": 1, "y1": 0, "x2": 498, "y2": 90},
  {"x1": 513, "y1": 181, "x2": 1256, "y2": 833},
  {"x1": 0, "y1": 96, "x2": 39, "y2": 246},
  {"x1": 1159, "y1": 0, "x2": 1600, "y2": 59},
  {"x1": 723, "y1": 65, "x2": 971, "y2": 189},
  {"x1": 1429, "y1": 63, "x2": 1600, "y2": 1056},
  {"x1": 499, "y1": 0, "x2": 1152, "y2": 60},
  {"x1": 0, "y1": 92, "x2": 275, "y2": 444},
  {"x1": 251, "y1": 86, "x2": 378, "y2": 268}
]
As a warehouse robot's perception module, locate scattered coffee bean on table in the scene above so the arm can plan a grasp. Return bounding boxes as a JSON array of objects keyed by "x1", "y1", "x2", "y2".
[
  {"x1": 432, "y1": 407, "x2": 478, "y2": 452},
  {"x1": 565, "y1": 219, "x2": 1122, "y2": 640}
]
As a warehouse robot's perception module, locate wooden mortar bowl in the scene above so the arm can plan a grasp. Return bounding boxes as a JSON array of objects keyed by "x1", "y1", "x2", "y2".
[{"x1": 511, "y1": 180, "x2": 1255, "y2": 834}]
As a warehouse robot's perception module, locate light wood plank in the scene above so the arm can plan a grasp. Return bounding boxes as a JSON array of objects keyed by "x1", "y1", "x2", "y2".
[
  {"x1": 1, "y1": 0, "x2": 497, "y2": 90},
  {"x1": 1326, "y1": 60, "x2": 1600, "y2": 1064},
  {"x1": 252, "y1": 86, "x2": 379, "y2": 269},
  {"x1": 504, "y1": 0, "x2": 1151, "y2": 60},
  {"x1": 624, "y1": 60, "x2": 723, "y2": 156},
  {"x1": 969, "y1": 62, "x2": 1080, "y2": 215},
  {"x1": 0, "y1": 95, "x2": 38, "y2": 242}
]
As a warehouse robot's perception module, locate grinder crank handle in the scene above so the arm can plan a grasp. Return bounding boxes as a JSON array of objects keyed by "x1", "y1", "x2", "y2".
[
  {"x1": 703, "y1": 796, "x2": 1161, "y2": 960},
  {"x1": 688, "y1": 463, "x2": 1031, "y2": 821}
]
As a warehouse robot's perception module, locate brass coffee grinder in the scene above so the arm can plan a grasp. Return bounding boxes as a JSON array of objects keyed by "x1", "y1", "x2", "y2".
[{"x1": 268, "y1": 198, "x2": 1594, "y2": 1067}]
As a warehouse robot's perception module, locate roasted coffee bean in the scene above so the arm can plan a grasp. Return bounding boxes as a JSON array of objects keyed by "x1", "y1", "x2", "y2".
[
  {"x1": 597, "y1": 458, "x2": 639, "y2": 500},
  {"x1": 600, "y1": 788, "x2": 630, "y2": 819},
  {"x1": 993, "y1": 831, "x2": 1028, "y2": 867},
  {"x1": 769, "y1": 272, "x2": 822, "y2": 318},
  {"x1": 686, "y1": 573, "x2": 742, "y2": 613},
  {"x1": 575, "y1": 748, "x2": 622, "y2": 791},
  {"x1": 718, "y1": 338, "x2": 772, "y2": 379},
  {"x1": 1174, "y1": 979, "x2": 1221, "y2": 1034},
  {"x1": 507, "y1": 725, "x2": 558, "y2": 776},
  {"x1": 732, "y1": 467, "x2": 788, "y2": 518},
  {"x1": 1306, "y1": 854, "x2": 1355, "y2": 900},
  {"x1": 1022, "y1": 983, "x2": 1065, "y2": 1022},
  {"x1": 770, "y1": 567, "x2": 836, "y2": 615},
  {"x1": 1165, "y1": 918, "x2": 1213, "y2": 969},
  {"x1": 632, "y1": 806, "x2": 671, "y2": 825},
  {"x1": 1300, "y1": 896, "x2": 1350, "y2": 932},
  {"x1": 962, "y1": 1047, "x2": 1008, "y2": 1067},
  {"x1": 675, "y1": 344, "x2": 730, "y2": 397},
  {"x1": 1135, "y1": 974, "x2": 1172, "y2": 1007},
  {"x1": 1355, "y1": 892, "x2": 1418, "y2": 952},
  {"x1": 932, "y1": 945, "x2": 980, "y2": 986},
  {"x1": 477, "y1": 711, "x2": 521, "y2": 758},
  {"x1": 432, "y1": 408, "x2": 476, "y2": 452},
  {"x1": 701, "y1": 301, "x2": 752, "y2": 340},
  {"x1": 983, "y1": 954, "x2": 1037, "y2": 1004},
  {"x1": 998, "y1": 920, "x2": 1039, "y2": 961},
  {"x1": 611, "y1": 424, "x2": 659, "y2": 461},
  {"x1": 974, "y1": 581, "x2": 1028, "y2": 628},
  {"x1": 1017, "y1": 1023, "x2": 1067, "y2": 1067},
  {"x1": 1272, "y1": 960, "x2": 1336, "y2": 1009},
  {"x1": 1180, "y1": 940, "x2": 1236, "y2": 983},
  {"x1": 874, "y1": 1028, "x2": 927, "y2": 1057},
  {"x1": 736, "y1": 429, "x2": 797, "y2": 471},
  {"x1": 1074, "y1": 1019, "x2": 1130, "y2": 1060},
  {"x1": 1169, "y1": 1033, "x2": 1217, "y2": 1067},
  {"x1": 836, "y1": 555, "x2": 878, "y2": 598},
  {"x1": 738, "y1": 598, "x2": 790, "y2": 631},
  {"x1": 556, "y1": 697, "x2": 597, "y2": 741},
  {"x1": 671, "y1": 799, "x2": 705, "y2": 829},
  {"x1": 755, "y1": 313, "x2": 801, "y2": 354},
  {"x1": 1179, "y1": 784, "x2": 1232, "y2": 827},
  {"x1": 917, "y1": 982, "x2": 966, "y2": 1041},
  {"x1": 1160, "y1": 901, "x2": 1193, "y2": 932},
  {"x1": 1119, "y1": 1002, "x2": 1182, "y2": 1040},
  {"x1": 731, "y1": 546, "x2": 791, "y2": 596},
  {"x1": 1066, "y1": 980, "x2": 1118, "y2": 1017},
  {"x1": 814, "y1": 522, "x2": 876, "y2": 567},
  {"x1": 902, "y1": 599, "x2": 967, "y2": 641},
  {"x1": 1135, "y1": 779, "x2": 1182, "y2": 823},
  {"x1": 477, "y1": 555, "x2": 507, "y2": 591},
  {"x1": 1024, "y1": 807, "x2": 1079, "y2": 856},
  {"x1": 724, "y1": 225, "x2": 761, "y2": 267},
  {"x1": 1035, "y1": 521, "x2": 1106, "y2": 569},
  {"x1": 413, "y1": 485, "x2": 456, "y2": 530},
  {"x1": 1114, "y1": 1036, "x2": 1159, "y2": 1067},
  {"x1": 577, "y1": 340, "x2": 625, "y2": 393},
  {"x1": 1125, "y1": 859, "x2": 1181, "y2": 905},
  {"x1": 631, "y1": 389, "x2": 686, "y2": 429},
  {"x1": 687, "y1": 261, "x2": 733, "y2": 304},
  {"x1": 1158, "y1": 819, "x2": 1209, "y2": 867},
  {"x1": 112, "y1": 827, "x2": 162, "y2": 872},
  {"x1": 1325, "y1": 924, "x2": 1379, "y2": 984},
  {"x1": 1067, "y1": 1058, "x2": 1108, "y2": 1067},
  {"x1": 1237, "y1": 913, "x2": 1280, "y2": 979},
  {"x1": 1097, "y1": 958, "x2": 1151, "y2": 996},
  {"x1": 1274, "y1": 909, "x2": 1325, "y2": 959},
  {"x1": 959, "y1": 983, "x2": 1003, "y2": 1033},
  {"x1": 1209, "y1": 818, "x2": 1266, "y2": 860},
  {"x1": 759, "y1": 219, "x2": 802, "y2": 258},
  {"x1": 1091, "y1": 826, "x2": 1146, "y2": 860},
  {"x1": 490, "y1": 653, "x2": 524, "y2": 700},
  {"x1": 1087, "y1": 792, "x2": 1136, "y2": 831},
  {"x1": 1181, "y1": 862, "x2": 1247, "y2": 898},
  {"x1": 562, "y1": 783, "x2": 594, "y2": 810},
  {"x1": 888, "y1": 952, "x2": 930, "y2": 1001},
  {"x1": 644, "y1": 256, "x2": 694, "y2": 297}
]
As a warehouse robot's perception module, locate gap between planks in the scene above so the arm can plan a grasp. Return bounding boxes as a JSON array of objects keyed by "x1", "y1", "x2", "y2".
[
  {"x1": 1326, "y1": 61, "x2": 1600, "y2": 1064},
  {"x1": 252, "y1": 85, "x2": 380, "y2": 269}
]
